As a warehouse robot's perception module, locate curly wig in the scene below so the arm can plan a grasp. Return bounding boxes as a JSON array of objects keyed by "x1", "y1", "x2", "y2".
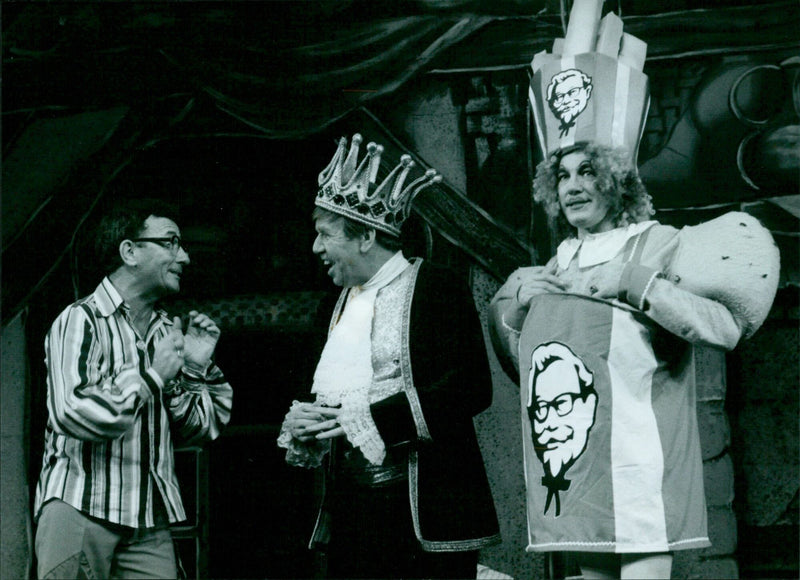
[{"x1": 532, "y1": 142, "x2": 655, "y2": 243}]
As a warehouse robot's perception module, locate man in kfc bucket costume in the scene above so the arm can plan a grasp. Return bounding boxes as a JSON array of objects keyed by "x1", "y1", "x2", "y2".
[{"x1": 489, "y1": 0, "x2": 780, "y2": 577}]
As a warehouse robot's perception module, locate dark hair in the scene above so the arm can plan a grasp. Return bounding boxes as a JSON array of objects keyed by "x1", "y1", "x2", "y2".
[
  {"x1": 95, "y1": 198, "x2": 180, "y2": 275},
  {"x1": 312, "y1": 207, "x2": 402, "y2": 252},
  {"x1": 532, "y1": 142, "x2": 655, "y2": 243}
]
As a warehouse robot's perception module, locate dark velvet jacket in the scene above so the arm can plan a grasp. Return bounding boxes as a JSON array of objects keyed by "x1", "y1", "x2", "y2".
[{"x1": 316, "y1": 259, "x2": 501, "y2": 552}]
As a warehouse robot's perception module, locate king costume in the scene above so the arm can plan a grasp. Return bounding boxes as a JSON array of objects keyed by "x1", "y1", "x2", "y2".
[{"x1": 278, "y1": 134, "x2": 500, "y2": 578}]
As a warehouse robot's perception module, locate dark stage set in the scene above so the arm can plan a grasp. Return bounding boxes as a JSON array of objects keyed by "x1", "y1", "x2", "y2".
[{"x1": 3, "y1": 1, "x2": 798, "y2": 578}]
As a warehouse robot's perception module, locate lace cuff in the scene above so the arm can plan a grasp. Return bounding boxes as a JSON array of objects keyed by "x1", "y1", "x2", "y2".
[
  {"x1": 339, "y1": 395, "x2": 386, "y2": 466},
  {"x1": 277, "y1": 401, "x2": 331, "y2": 468}
]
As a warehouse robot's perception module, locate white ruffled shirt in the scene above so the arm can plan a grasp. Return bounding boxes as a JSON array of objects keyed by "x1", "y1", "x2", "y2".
[
  {"x1": 312, "y1": 252, "x2": 409, "y2": 403},
  {"x1": 310, "y1": 251, "x2": 411, "y2": 465}
]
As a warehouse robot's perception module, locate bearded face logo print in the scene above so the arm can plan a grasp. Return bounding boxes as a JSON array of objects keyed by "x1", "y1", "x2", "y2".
[
  {"x1": 527, "y1": 342, "x2": 598, "y2": 516},
  {"x1": 546, "y1": 69, "x2": 594, "y2": 137}
]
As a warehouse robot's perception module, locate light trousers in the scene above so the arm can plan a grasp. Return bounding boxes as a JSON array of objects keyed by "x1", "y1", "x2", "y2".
[{"x1": 35, "y1": 500, "x2": 177, "y2": 579}]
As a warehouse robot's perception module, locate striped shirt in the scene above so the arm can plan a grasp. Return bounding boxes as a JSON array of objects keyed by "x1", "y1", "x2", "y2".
[{"x1": 34, "y1": 278, "x2": 233, "y2": 528}]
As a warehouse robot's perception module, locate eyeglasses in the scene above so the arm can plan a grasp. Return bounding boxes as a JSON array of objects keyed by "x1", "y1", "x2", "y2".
[
  {"x1": 552, "y1": 86, "x2": 584, "y2": 104},
  {"x1": 532, "y1": 392, "x2": 585, "y2": 421},
  {"x1": 130, "y1": 235, "x2": 186, "y2": 255}
]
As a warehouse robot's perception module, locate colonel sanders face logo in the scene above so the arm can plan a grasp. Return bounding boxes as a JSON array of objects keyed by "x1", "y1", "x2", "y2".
[
  {"x1": 546, "y1": 69, "x2": 593, "y2": 137},
  {"x1": 527, "y1": 342, "x2": 597, "y2": 516}
]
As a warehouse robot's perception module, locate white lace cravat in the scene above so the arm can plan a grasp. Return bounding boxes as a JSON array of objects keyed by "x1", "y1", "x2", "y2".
[{"x1": 310, "y1": 253, "x2": 410, "y2": 464}]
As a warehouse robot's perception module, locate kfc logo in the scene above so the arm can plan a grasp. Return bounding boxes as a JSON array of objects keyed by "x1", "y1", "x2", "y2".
[
  {"x1": 527, "y1": 342, "x2": 598, "y2": 517},
  {"x1": 546, "y1": 69, "x2": 593, "y2": 137}
]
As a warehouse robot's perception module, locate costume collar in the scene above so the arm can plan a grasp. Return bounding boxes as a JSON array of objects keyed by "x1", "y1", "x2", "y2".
[{"x1": 557, "y1": 221, "x2": 657, "y2": 269}]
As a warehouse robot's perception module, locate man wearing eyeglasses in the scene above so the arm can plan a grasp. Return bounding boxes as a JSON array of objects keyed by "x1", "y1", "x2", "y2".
[
  {"x1": 527, "y1": 341, "x2": 598, "y2": 517},
  {"x1": 33, "y1": 198, "x2": 232, "y2": 579}
]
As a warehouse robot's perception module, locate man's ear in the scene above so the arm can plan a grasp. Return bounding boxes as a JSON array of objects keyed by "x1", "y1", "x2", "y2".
[
  {"x1": 119, "y1": 240, "x2": 138, "y2": 267},
  {"x1": 359, "y1": 229, "x2": 376, "y2": 253}
]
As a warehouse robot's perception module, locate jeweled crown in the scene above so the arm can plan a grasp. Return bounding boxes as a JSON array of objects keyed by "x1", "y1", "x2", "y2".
[{"x1": 316, "y1": 134, "x2": 442, "y2": 237}]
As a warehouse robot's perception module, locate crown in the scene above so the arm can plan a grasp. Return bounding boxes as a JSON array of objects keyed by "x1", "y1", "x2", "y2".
[
  {"x1": 316, "y1": 133, "x2": 442, "y2": 237},
  {"x1": 528, "y1": 0, "x2": 650, "y2": 165}
]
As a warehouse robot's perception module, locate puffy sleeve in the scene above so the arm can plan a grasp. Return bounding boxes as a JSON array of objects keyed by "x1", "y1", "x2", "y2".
[
  {"x1": 619, "y1": 212, "x2": 780, "y2": 349},
  {"x1": 620, "y1": 265, "x2": 743, "y2": 349}
]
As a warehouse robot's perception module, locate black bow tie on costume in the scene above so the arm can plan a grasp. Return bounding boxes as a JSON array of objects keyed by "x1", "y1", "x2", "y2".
[
  {"x1": 541, "y1": 473, "x2": 571, "y2": 517},
  {"x1": 559, "y1": 119, "x2": 576, "y2": 137}
]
